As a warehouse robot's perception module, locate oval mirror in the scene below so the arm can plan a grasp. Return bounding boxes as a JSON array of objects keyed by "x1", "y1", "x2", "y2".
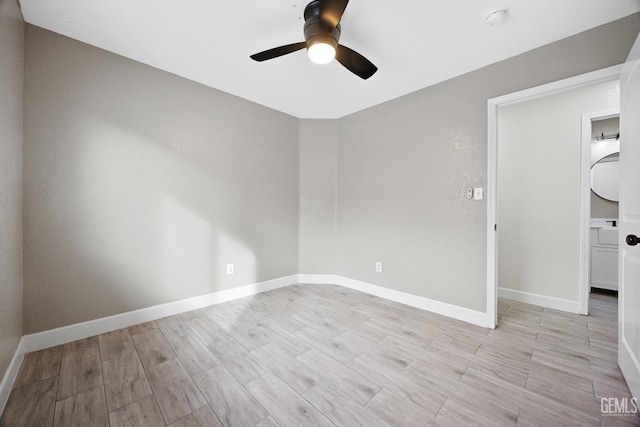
[{"x1": 591, "y1": 152, "x2": 619, "y2": 202}]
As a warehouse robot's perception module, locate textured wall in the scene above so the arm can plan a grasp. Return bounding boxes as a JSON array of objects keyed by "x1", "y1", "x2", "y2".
[
  {"x1": 0, "y1": 0, "x2": 24, "y2": 382},
  {"x1": 591, "y1": 117, "x2": 620, "y2": 219},
  {"x1": 498, "y1": 80, "x2": 620, "y2": 301},
  {"x1": 336, "y1": 14, "x2": 640, "y2": 312},
  {"x1": 24, "y1": 26, "x2": 299, "y2": 333},
  {"x1": 298, "y1": 120, "x2": 338, "y2": 273},
  {"x1": 20, "y1": 13, "x2": 640, "y2": 335}
]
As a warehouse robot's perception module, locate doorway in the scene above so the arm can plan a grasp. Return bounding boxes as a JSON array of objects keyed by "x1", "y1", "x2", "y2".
[
  {"x1": 581, "y1": 111, "x2": 620, "y2": 315},
  {"x1": 486, "y1": 65, "x2": 623, "y2": 328}
]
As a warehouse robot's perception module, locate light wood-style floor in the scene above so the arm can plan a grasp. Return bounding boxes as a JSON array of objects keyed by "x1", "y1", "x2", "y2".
[{"x1": 1, "y1": 285, "x2": 637, "y2": 426}]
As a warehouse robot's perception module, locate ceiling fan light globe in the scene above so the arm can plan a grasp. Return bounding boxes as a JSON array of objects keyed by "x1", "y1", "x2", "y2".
[{"x1": 308, "y1": 42, "x2": 336, "y2": 64}]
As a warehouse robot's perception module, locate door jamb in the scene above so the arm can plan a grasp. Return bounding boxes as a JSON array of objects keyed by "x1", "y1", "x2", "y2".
[
  {"x1": 486, "y1": 64, "x2": 623, "y2": 328},
  {"x1": 579, "y1": 108, "x2": 619, "y2": 315}
]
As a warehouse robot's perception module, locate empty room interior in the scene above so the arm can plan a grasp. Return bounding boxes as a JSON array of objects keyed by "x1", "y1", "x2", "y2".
[{"x1": 3, "y1": 0, "x2": 640, "y2": 426}]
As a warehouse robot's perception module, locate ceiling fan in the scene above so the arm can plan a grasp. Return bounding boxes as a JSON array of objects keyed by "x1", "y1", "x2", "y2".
[{"x1": 250, "y1": 0, "x2": 378, "y2": 80}]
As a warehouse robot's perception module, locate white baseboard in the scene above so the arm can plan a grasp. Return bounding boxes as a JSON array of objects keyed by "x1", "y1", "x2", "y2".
[
  {"x1": 0, "y1": 337, "x2": 25, "y2": 415},
  {"x1": 21, "y1": 274, "x2": 493, "y2": 355},
  {"x1": 22, "y1": 275, "x2": 298, "y2": 353},
  {"x1": 298, "y1": 274, "x2": 491, "y2": 327},
  {"x1": 333, "y1": 276, "x2": 492, "y2": 328},
  {"x1": 16, "y1": 272, "x2": 494, "y2": 359},
  {"x1": 498, "y1": 287, "x2": 580, "y2": 313},
  {"x1": 297, "y1": 274, "x2": 341, "y2": 285},
  {"x1": 2, "y1": 274, "x2": 494, "y2": 402}
]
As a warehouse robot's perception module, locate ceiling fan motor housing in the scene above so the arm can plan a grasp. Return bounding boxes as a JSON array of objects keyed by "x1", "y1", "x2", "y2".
[
  {"x1": 303, "y1": 1, "x2": 341, "y2": 51},
  {"x1": 249, "y1": 0, "x2": 378, "y2": 80}
]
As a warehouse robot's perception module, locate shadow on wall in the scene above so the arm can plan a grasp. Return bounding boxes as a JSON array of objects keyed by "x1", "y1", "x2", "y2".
[
  {"x1": 70, "y1": 116, "x2": 262, "y2": 302},
  {"x1": 24, "y1": 27, "x2": 299, "y2": 333}
]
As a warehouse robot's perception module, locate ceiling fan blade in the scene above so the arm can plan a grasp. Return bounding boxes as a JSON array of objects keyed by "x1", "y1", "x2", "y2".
[
  {"x1": 319, "y1": 0, "x2": 349, "y2": 29},
  {"x1": 336, "y1": 44, "x2": 377, "y2": 79},
  {"x1": 250, "y1": 42, "x2": 307, "y2": 62}
]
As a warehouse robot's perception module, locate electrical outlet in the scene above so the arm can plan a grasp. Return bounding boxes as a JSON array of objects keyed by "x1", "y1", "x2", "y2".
[
  {"x1": 226, "y1": 263, "x2": 234, "y2": 275},
  {"x1": 375, "y1": 262, "x2": 382, "y2": 273},
  {"x1": 466, "y1": 188, "x2": 473, "y2": 199}
]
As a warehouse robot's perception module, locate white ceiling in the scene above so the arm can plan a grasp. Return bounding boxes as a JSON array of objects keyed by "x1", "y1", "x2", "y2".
[{"x1": 19, "y1": 0, "x2": 640, "y2": 118}]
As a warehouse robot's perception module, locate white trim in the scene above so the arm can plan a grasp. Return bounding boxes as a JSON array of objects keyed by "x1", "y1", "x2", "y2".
[
  {"x1": 22, "y1": 275, "x2": 298, "y2": 353},
  {"x1": 297, "y1": 274, "x2": 341, "y2": 284},
  {"x1": 20, "y1": 273, "x2": 493, "y2": 355},
  {"x1": 487, "y1": 64, "x2": 623, "y2": 326},
  {"x1": 335, "y1": 276, "x2": 492, "y2": 327},
  {"x1": 489, "y1": 64, "x2": 624, "y2": 108},
  {"x1": 498, "y1": 287, "x2": 581, "y2": 313},
  {"x1": 1, "y1": 275, "x2": 494, "y2": 403},
  {"x1": 580, "y1": 108, "x2": 620, "y2": 315},
  {"x1": 298, "y1": 274, "x2": 492, "y2": 327},
  {"x1": 0, "y1": 338, "x2": 25, "y2": 415},
  {"x1": 487, "y1": 99, "x2": 499, "y2": 329}
]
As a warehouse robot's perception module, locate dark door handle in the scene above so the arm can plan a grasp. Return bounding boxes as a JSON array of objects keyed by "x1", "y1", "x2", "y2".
[{"x1": 627, "y1": 235, "x2": 640, "y2": 246}]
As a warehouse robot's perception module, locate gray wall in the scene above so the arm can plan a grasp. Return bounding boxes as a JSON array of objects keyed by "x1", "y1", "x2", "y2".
[
  {"x1": 24, "y1": 26, "x2": 300, "y2": 334},
  {"x1": 0, "y1": 0, "x2": 24, "y2": 382},
  {"x1": 336, "y1": 14, "x2": 640, "y2": 312},
  {"x1": 299, "y1": 120, "x2": 338, "y2": 274},
  {"x1": 498, "y1": 80, "x2": 619, "y2": 301},
  {"x1": 18, "y1": 13, "x2": 640, "y2": 336}
]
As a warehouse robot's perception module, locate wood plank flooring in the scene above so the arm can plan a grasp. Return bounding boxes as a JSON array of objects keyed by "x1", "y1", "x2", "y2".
[{"x1": 2, "y1": 285, "x2": 638, "y2": 426}]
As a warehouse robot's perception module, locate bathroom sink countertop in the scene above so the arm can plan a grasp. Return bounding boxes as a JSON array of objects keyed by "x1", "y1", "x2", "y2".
[{"x1": 591, "y1": 218, "x2": 618, "y2": 228}]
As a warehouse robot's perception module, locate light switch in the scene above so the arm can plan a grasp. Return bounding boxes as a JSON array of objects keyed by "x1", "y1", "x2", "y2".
[{"x1": 473, "y1": 188, "x2": 483, "y2": 200}]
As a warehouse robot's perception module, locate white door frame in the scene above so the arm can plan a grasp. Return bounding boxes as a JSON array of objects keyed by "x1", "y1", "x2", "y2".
[
  {"x1": 486, "y1": 64, "x2": 623, "y2": 328},
  {"x1": 580, "y1": 108, "x2": 619, "y2": 315}
]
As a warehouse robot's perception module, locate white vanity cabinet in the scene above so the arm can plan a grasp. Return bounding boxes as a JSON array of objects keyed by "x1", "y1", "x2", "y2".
[{"x1": 590, "y1": 222, "x2": 619, "y2": 291}]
